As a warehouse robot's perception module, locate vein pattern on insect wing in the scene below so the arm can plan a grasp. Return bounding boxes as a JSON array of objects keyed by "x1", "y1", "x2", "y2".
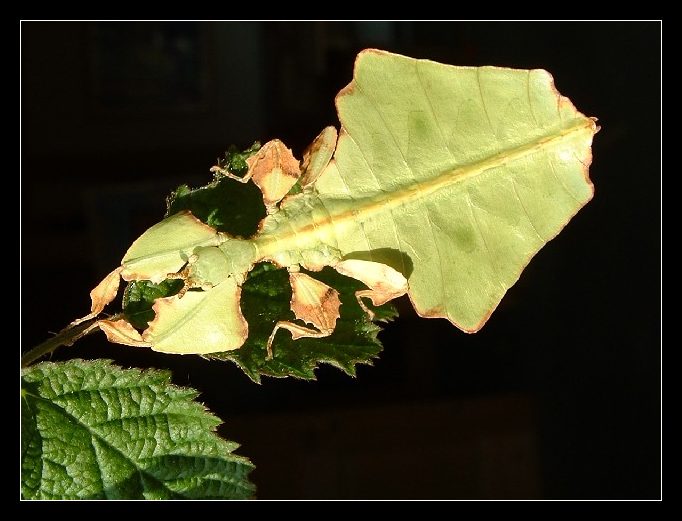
[{"x1": 253, "y1": 118, "x2": 594, "y2": 260}]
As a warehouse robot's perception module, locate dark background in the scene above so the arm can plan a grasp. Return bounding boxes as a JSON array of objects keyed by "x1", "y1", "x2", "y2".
[{"x1": 21, "y1": 22, "x2": 661, "y2": 499}]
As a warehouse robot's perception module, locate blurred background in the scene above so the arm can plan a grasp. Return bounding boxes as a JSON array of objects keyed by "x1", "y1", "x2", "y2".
[{"x1": 21, "y1": 21, "x2": 660, "y2": 499}]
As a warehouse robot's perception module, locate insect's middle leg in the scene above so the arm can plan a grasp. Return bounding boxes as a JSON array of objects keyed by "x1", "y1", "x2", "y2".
[{"x1": 266, "y1": 269, "x2": 341, "y2": 359}]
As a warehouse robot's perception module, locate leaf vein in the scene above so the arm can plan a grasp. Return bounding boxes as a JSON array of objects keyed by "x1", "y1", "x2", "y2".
[{"x1": 510, "y1": 177, "x2": 544, "y2": 242}]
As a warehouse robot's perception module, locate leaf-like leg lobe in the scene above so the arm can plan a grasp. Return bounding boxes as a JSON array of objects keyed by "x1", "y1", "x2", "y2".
[
  {"x1": 98, "y1": 318, "x2": 151, "y2": 348},
  {"x1": 246, "y1": 140, "x2": 301, "y2": 208},
  {"x1": 334, "y1": 259, "x2": 408, "y2": 317},
  {"x1": 90, "y1": 267, "x2": 124, "y2": 315},
  {"x1": 267, "y1": 272, "x2": 341, "y2": 358},
  {"x1": 289, "y1": 272, "x2": 341, "y2": 331}
]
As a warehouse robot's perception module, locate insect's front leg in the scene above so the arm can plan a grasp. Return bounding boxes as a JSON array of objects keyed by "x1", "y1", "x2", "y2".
[
  {"x1": 164, "y1": 264, "x2": 192, "y2": 298},
  {"x1": 213, "y1": 140, "x2": 302, "y2": 212},
  {"x1": 209, "y1": 164, "x2": 254, "y2": 183}
]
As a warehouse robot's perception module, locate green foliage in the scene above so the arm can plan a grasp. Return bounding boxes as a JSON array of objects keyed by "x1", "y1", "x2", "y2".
[
  {"x1": 21, "y1": 360, "x2": 255, "y2": 499},
  {"x1": 125, "y1": 142, "x2": 397, "y2": 379},
  {"x1": 212, "y1": 263, "x2": 397, "y2": 382},
  {"x1": 166, "y1": 176, "x2": 265, "y2": 238},
  {"x1": 218, "y1": 142, "x2": 261, "y2": 178},
  {"x1": 123, "y1": 279, "x2": 184, "y2": 330},
  {"x1": 165, "y1": 140, "x2": 263, "y2": 238},
  {"x1": 126, "y1": 168, "x2": 399, "y2": 381}
]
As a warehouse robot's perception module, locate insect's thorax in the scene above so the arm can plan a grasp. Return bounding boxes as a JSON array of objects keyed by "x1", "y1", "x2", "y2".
[{"x1": 252, "y1": 192, "x2": 362, "y2": 270}]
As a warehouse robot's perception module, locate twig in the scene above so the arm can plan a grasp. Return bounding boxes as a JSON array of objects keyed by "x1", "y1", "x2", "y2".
[{"x1": 21, "y1": 314, "x2": 121, "y2": 368}]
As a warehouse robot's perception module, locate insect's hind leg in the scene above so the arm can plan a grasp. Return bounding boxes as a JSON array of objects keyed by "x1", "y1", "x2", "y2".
[{"x1": 266, "y1": 322, "x2": 331, "y2": 360}]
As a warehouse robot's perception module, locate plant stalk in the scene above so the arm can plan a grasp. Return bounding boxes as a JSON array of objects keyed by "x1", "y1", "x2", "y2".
[{"x1": 21, "y1": 315, "x2": 119, "y2": 368}]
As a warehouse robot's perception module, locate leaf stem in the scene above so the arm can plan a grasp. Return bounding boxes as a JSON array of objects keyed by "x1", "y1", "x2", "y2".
[{"x1": 21, "y1": 315, "x2": 120, "y2": 368}]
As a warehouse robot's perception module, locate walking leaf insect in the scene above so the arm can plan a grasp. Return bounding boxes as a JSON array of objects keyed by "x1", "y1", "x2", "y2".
[{"x1": 78, "y1": 49, "x2": 597, "y2": 361}]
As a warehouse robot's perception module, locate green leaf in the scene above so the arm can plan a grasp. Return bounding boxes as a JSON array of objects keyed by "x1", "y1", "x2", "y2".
[
  {"x1": 123, "y1": 279, "x2": 184, "y2": 330},
  {"x1": 218, "y1": 142, "x2": 261, "y2": 178},
  {"x1": 126, "y1": 157, "x2": 397, "y2": 380},
  {"x1": 21, "y1": 360, "x2": 255, "y2": 499},
  {"x1": 167, "y1": 174, "x2": 265, "y2": 238},
  {"x1": 122, "y1": 263, "x2": 396, "y2": 382},
  {"x1": 211, "y1": 263, "x2": 397, "y2": 383}
]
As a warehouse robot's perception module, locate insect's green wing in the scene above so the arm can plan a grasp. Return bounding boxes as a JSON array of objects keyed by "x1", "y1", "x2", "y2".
[
  {"x1": 311, "y1": 49, "x2": 596, "y2": 331},
  {"x1": 121, "y1": 211, "x2": 221, "y2": 283}
]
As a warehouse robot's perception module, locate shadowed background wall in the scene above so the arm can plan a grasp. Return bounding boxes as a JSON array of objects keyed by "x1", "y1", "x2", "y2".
[{"x1": 21, "y1": 21, "x2": 660, "y2": 499}]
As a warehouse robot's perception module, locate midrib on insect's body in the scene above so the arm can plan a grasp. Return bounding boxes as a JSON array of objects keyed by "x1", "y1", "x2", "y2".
[{"x1": 251, "y1": 117, "x2": 593, "y2": 266}]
